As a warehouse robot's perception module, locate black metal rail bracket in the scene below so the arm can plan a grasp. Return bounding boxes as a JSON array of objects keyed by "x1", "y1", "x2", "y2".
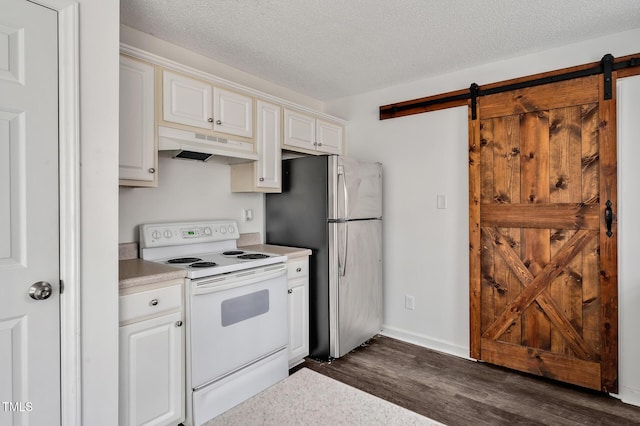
[{"x1": 602, "y1": 54, "x2": 614, "y2": 100}]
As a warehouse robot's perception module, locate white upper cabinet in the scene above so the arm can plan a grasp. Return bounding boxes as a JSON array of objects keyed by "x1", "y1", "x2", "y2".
[
  {"x1": 255, "y1": 100, "x2": 281, "y2": 189},
  {"x1": 316, "y1": 119, "x2": 343, "y2": 155},
  {"x1": 283, "y1": 109, "x2": 316, "y2": 151},
  {"x1": 163, "y1": 70, "x2": 213, "y2": 129},
  {"x1": 230, "y1": 100, "x2": 281, "y2": 193},
  {"x1": 119, "y1": 55, "x2": 157, "y2": 186},
  {"x1": 213, "y1": 87, "x2": 253, "y2": 138},
  {"x1": 162, "y1": 70, "x2": 253, "y2": 138},
  {"x1": 283, "y1": 109, "x2": 343, "y2": 155}
]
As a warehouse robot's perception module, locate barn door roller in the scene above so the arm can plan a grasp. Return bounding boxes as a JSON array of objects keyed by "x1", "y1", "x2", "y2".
[{"x1": 602, "y1": 53, "x2": 614, "y2": 100}]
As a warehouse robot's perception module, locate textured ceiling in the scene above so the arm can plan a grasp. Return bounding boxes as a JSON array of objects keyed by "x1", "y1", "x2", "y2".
[{"x1": 120, "y1": 0, "x2": 640, "y2": 101}]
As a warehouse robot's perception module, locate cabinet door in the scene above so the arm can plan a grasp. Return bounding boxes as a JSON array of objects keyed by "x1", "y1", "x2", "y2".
[
  {"x1": 283, "y1": 109, "x2": 316, "y2": 151},
  {"x1": 119, "y1": 56, "x2": 156, "y2": 184},
  {"x1": 316, "y1": 119, "x2": 343, "y2": 155},
  {"x1": 256, "y1": 100, "x2": 281, "y2": 190},
  {"x1": 213, "y1": 87, "x2": 253, "y2": 138},
  {"x1": 288, "y1": 277, "x2": 309, "y2": 366},
  {"x1": 163, "y1": 70, "x2": 212, "y2": 129},
  {"x1": 120, "y1": 311, "x2": 184, "y2": 426}
]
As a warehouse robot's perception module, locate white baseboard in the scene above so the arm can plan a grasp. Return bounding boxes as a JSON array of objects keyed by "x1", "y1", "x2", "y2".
[
  {"x1": 380, "y1": 325, "x2": 472, "y2": 361},
  {"x1": 618, "y1": 386, "x2": 640, "y2": 407}
]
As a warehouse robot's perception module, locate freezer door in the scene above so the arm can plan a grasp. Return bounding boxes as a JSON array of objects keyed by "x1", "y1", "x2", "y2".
[
  {"x1": 329, "y1": 219, "x2": 382, "y2": 358},
  {"x1": 330, "y1": 156, "x2": 382, "y2": 220}
]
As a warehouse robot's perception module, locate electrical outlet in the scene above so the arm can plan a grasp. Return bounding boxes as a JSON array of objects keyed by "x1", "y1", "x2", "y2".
[{"x1": 405, "y1": 295, "x2": 415, "y2": 310}]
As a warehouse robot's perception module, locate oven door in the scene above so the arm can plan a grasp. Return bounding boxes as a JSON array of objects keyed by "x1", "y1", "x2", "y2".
[{"x1": 189, "y1": 263, "x2": 288, "y2": 388}]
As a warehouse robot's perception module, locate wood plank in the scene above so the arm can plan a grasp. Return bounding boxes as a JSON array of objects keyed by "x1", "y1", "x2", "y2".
[
  {"x1": 549, "y1": 107, "x2": 583, "y2": 204},
  {"x1": 482, "y1": 229, "x2": 595, "y2": 342},
  {"x1": 468, "y1": 106, "x2": 482, "y2": 359},
  {"x1": 581, "y1": 98, "x2": 603, "y2": 381},
  {"x1": 598, "y1": 75, "x2": 619, "y2": 393},
  {"x1": 479, "y1": 76, "x2": 599, "y2": 119},
  {"x1": 519, "y1": 109, "x2": 551, "y2": 351},
  {"x1": 491, "y1": 116, "x2": 522, "y2": 343},
  {"x1": 379, "y1": 88, "x2": 469, "y2": 120},
  {"x1": 480, "y1": 118, "x2": 495, "y2": 204},
  {"x1": 549, "y1": 106, "x2": 584, "y2": 357},
  {"x1": 480, "y1": 338, "x2": 601, "y2": 390},
  {"x1": 480, "y1": 203, "x2": 599, "y2": 229},
  {"x1": 480, "y1": 222, "x2": 497, "y2": 334},
  {"x1": 496, "y1": 115, "x2": 523, "y2": 343},
  {"x1": 482, "y1": 227, "x2": 597, "y2": 361}
]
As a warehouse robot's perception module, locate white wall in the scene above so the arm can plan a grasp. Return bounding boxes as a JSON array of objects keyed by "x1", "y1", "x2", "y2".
[
  {"x1": 119, "y1": 155, "x2": 265, "y2": 242},
  {"x1": 618, "y1": 75, "x2": 640, "y2": 406},
  {"x1": 77, "y1": 0, "x2": 120, "y2": 424},
  {"x1": 326, "y1": 28, "x2": 640, "y2": 399}
]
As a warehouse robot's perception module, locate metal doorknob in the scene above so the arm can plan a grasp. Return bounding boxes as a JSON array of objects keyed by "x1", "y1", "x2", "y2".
[{"x1": 29, "y1": 281, "x2": 53, "y2": 300}]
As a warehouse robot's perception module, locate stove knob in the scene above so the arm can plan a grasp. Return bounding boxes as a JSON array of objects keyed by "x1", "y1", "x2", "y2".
[
  {"x1": 203, "y1": 227, "x2": 212, "y2": 236},
  {"x1": 163, "y1": 230, "x2": 172, "y2": 238},
  {"x1": 220, "y1": 226, "x2": 227, "y2": 234},
  {"x1": 228, "y1": 225, "x2": 235, "y2": 233},
  {"x1": 152, "y1": 230, "x2": 161, "y2": 239}
]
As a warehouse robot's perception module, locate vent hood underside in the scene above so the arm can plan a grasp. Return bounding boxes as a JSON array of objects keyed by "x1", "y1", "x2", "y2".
[{"x1": 158, "y1": 126, "x2": 258, "y2": 163}]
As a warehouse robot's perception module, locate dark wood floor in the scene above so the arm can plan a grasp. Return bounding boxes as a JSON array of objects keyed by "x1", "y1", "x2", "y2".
[{"x1": 294, "y1": 335, "x2": 640, "y2": 425}]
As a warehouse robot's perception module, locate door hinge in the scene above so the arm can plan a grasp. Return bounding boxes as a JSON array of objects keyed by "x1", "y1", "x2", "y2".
[{"x1": 59, "y1": 279, "x2": 65, "y2": 294}]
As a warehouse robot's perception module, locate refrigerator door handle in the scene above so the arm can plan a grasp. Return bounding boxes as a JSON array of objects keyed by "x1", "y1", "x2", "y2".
[
  {"x1": 338, "y1": 164, "x2": 349, "y2": 220},
  {"x1": 340, "y1": 222, "x2": 348, "y2": 277}
]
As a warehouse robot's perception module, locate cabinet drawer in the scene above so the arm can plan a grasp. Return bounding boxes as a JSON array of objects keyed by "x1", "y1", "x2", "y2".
[
  {"x1": 287, "y1": 258, "x2": 308, "y2": 280},
  {"x1": 120, "y1": 284, "x2": 182, "y2": 323}
]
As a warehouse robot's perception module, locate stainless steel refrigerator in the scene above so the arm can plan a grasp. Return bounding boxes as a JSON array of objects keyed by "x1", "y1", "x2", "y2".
[{"x1": 265, "y1": 155, "x2": 382, "y2": 359}]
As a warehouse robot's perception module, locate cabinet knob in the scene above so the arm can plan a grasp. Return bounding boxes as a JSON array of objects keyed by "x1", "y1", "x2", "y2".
[
  {"x1": 207, "y1": 118, "x2": 214, "y2": 123},
  {"x1": 148, "y1": 168, "x2": 155, "y2": 174},
  {"x1": 149, "y1": 299, "x2": 159, "y2": 306},
  {"x1": 296, "y1": 267, "x2": 302, "y2": 272},
  {"x1": 288, "y1": 289, "x2": 293, "y2": 294},
  {"x1": 313, "y1": 142, "x2": 318, "y2": 146},
  {"x1": 317, "y1": 143, "x2": 322, "y2": 147},
  {"x1": 259, "y1": 177, "x2": 265, "y2": 182},
  {"x1": 175, "y1": 320, "x2": 183, "y2": 327},
  {"x1": 216, "y1": 120, "x2": 222, "y2": 125}
]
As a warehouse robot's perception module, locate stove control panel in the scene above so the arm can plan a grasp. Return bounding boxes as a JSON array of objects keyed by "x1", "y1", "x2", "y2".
[{"x1": 139, "y1": 220, "x2": 240, "y2": 248}]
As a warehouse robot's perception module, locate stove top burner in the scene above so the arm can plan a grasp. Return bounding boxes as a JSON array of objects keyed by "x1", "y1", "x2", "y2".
[
  {"x1": 237, "y1": 253, "x2": 270, "y2": 260},
  {"x1": 167, "y1": 257, "x2": 202, "y2": 264},
  {"x1": 190, "y1": 262, "x2": 218, "y2": 268},
  {"x1": 223, "y1": 250, "x2": 245, "y2": 256}
]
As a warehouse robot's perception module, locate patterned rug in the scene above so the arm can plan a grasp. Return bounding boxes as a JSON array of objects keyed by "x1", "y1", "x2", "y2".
[{"x1": 205, "y1": 367, "x2": 444, "y2": 425}]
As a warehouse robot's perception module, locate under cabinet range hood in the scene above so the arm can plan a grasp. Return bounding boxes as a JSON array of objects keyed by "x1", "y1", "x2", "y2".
[{"x1": 157, "y1": 126, "x2": 258, "y2": 162}]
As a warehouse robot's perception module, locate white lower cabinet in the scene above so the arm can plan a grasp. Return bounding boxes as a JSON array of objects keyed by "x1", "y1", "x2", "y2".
[
  {"x1": 119, "y1": 281, "x2": 185, "y2": 426},
  {"x1": 287, "y1": 257, "x2": 309, "y2": 367}
]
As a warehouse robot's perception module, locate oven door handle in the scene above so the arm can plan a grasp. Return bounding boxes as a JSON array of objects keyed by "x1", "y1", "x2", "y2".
[{"x1": 192, "y1": 265, "x2": 286, "y2": 295}]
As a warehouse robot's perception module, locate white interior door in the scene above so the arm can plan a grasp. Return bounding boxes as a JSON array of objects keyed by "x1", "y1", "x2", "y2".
[{"x1": 0, "y1": 1, "x2": 61, "y2": 425}]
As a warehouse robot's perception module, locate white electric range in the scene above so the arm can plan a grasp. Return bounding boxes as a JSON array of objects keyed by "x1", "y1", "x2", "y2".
[{"x1": 139, "y1": 220, "x2": 289, "y2": 426}]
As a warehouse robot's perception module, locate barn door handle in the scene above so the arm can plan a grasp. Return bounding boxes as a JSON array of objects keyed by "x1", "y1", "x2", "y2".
[{"x1": 605, "y1": 200, "x2": 613, "y2": 237}]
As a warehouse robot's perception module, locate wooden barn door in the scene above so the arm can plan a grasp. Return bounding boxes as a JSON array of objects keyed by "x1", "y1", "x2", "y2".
[{"x1": 468, "y1": 74, "x2": 618, "y2": 392}]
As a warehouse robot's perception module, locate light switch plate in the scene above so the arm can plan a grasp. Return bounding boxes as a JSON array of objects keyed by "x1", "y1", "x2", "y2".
[{"x1": 437, "y1": 194, "x2": 447, "y2": 209}]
